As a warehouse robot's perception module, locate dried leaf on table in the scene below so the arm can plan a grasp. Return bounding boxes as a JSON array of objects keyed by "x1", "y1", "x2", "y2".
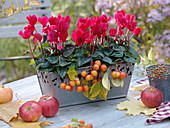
[
  {"x1": 0, "y1": 101, "x2": 21, "y2": 123},
  {"x1": 116, "y1": 98, "x2": 157, "y2": 116},
  {"x1": 130, "y1": 82, "x2": 149, "y2": 92},
  {"x1": 10, "y1": 117, "x2": 53, "y2": 128}
]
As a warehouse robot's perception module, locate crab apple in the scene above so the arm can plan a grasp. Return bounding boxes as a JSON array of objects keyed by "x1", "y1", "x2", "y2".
[
  {"x1": 65, "y1": 85, "x2": 71, "y2": 91},
  {"x1": 119, "y1": 72, "x2": 127, "y2": 79},
  {"x1": 75, "y1": 78, "x2": 81, "y2": 85},
  {"x1": 38, "y1": 95, "x2": 59, "y2": 117},
  {"x1": 92, "y1": 79, "x2": 98, "y2": 84},
  {"x1": 76, "y1": 86, "x2": 83, "y2": 92},
  {"x1": 86, "y1": 123, "x2": 93, "y2": 128},
  {"x1": 0, "y1": 85, "x2": 13, "y2": 104},
  {"x1": 70, "y1": 86, "x2": 74, "y2": 92},
  {"x1": 100, "y1": 64, "x2": 107, "y2": 71},
  {"x1": 91, "y1": 70, "x2": 98, "y2": 77},
  {"x1": 81, "y1": 71, "x2": 88, "y2": 77},
  {"x1": 141, "y1": 86, "x2": 163, "y2": 108},
  {"x1": 19, "y1": 101, "x2": 42, "y2": 122},
  {"x1": 94, "y1": 60, "x2": 101, "y2": 66},
  {"x1": 69, "y1": 81, "x2": 75, "y2": 86},
  {"x1": 111, "y1": 71, "x2": 120, "y2": 78},
  {"x1": 79, "y1": 120, "x2": 85, "y2": 124},
  {"x1": 85, "y1": 75, "x2": 94, "y2": 81},
  {"x1": 82, "y1": 85, "x2": 89, "y2": 92},
  {"x1": 93, "y1": 64, "x2": 99, "y2": 70},
  {"x1": 60, "y1": 83, "x2": 67, "y2": 90}
]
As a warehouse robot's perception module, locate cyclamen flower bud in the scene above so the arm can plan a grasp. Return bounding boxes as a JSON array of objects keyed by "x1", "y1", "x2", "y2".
[{"x1": 133, "y1": 27, "x2": 142, "y2": 36}]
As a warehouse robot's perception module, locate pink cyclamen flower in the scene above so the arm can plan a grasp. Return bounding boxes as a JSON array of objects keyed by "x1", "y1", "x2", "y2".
[
  {"x1": 109, "y1": 28, "x2": 117, "y2": 36},
  {"x1": 57, "y1": 43, "x2": 63, "y2": 50},
  {"x1": 133, "y1": 27, "x2": 142, "y2": 36},
  {"x1": 38, "y1": 16, "x2": 49, "y2": 27},
  {"x1": 26, "y1": 15, "x2": 37, "y2": 26},
  {"x1": 18, "y1": 29, "x2": 32, "y2": 39},
  {"x1": 33, "y1": 33, "x2": 43, "y2": 44}
]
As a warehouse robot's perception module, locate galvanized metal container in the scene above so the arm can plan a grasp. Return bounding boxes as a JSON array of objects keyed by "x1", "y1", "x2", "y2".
[
  {"x1": 37, "y1": 62, "x2": 134, "y2": 107},
  {"x1": 146, "y1": 64, "x2": 170, "y2": 102}
]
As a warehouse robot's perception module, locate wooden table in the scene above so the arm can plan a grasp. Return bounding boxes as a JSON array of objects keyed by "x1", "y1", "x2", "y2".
[{"x1": 1, "y1": 74, "x2": 170, "y2": 128}]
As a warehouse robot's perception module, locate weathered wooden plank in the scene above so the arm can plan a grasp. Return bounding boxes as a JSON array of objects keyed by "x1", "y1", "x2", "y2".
[
  {"x1": 2, "y1": 75, "x2": 170, "y2": 128},
  {"x1": 3, "y1": 0, "x2": 51, "y2": 9},
  {"x1": 0, "y1": 24, "x2": 44, "y2": 38},
  {"x1": 0, "y1": 9, "x2": 51, "y2": 25}
]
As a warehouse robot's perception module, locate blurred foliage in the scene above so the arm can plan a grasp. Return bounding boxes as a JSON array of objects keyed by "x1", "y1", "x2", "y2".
[
  {"x1": 95, "y1": 0, "x2": 170, "y2": 62},
  {"x1": 0, "y1": 38, "x2": 35, "y2": 83},
  {"x1": 51, "y1": 0, "x2": 99, "y2": 35},
  {"x1": 0, "y1": 0, "x2": 98, "y2": 83}
]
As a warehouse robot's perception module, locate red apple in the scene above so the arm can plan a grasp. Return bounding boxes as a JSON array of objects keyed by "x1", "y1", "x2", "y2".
[
  {"x1": 0, "y1": 85, "x2": 13, "y2": 104},
  {"x1": 19, "y1": 101, "x2": 42, "y2": 122},
  {"x1": 141, "y1": 86, "x2": 163, "y2": 108},
  {"x1": 38, "y1": 95, "x2": 59, "y2": 117}
]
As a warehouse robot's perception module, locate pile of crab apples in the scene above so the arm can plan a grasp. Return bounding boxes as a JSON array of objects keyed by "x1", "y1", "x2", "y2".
[
  {"x1": 0, "y1": 85, "x2": 59, "y2": 122},
  {"x1": 59, "y1": 60, "x2": 108, "y2": 93}
]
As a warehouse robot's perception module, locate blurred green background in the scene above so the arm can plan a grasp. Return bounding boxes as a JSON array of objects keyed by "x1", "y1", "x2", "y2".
[{"x1": 0, "y1": 0, "x2": 169, "y2": 83}]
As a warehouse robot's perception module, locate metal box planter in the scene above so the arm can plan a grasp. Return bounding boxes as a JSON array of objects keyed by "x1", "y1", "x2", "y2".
[
  {"x1": 146, "y1": 64, "x2": 170, "y2": 102},
  {"x1": 37, "y1": 62, "x2": 134, "y2": 107}
]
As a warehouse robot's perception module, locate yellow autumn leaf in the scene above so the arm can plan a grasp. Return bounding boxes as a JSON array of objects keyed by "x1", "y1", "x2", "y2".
[
  {"x1": 130, "y1": 83, "x2": 149, "y2": 92},
  {"x1": 116, "y1": 98, "x2": 157, "y2": 116},
  {"x1": 10, "y1": 117, "x2": 53, "y2": 128},
  {"x1": 0, "y1": 101, "x2": 21, "y2": 123}
]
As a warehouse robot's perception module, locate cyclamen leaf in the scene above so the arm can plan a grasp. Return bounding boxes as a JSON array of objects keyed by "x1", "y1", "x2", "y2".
[
  {"x1": 102, "y1": 56, "x2": 113, "y2": 64},
  {"x1": 67, "y1": 66, "x2": 78, "y2": 80}
]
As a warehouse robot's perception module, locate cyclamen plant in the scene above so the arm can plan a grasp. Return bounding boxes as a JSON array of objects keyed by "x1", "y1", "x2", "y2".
[
  {"x1": 18, "y1": 10, "x2": 142, "y2": 100},
  {"x1": 19, "y1": 10, "x2": 142, "y2": 59}
]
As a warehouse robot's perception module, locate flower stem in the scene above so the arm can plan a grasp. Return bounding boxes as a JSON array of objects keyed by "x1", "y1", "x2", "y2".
[
  {"x1": 129, "y1": 33, "x2": 134, "y2": 41},
  {"x1": 28, "y1": 39, "x2": 34, "y2": 59},
  {"x1": 39, "y1": 41, "x2": 44, "y2": 54}
]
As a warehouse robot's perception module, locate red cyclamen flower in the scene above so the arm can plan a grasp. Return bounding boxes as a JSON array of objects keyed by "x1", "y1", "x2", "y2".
[
  {"x1": 18, "y1": 29, "x2": 32, "y2": 39},
  {"x1": 33, "y1": 33, "x2": 43, "y2": 44},
  {"x1": 77, "y1": 17, "x2": 91, "y2": 31},
  {"x1": 72, "y1": 29, "x2": 91, "y2": 46},
  {"x1": 114, "y1": 10, "x2": 127, "y2": 29},
  {"x1": 38, "y1": 16, "x2": 49, "y2": 27},
  {"x1": 133, "y1": 27, "x2": 142, "y2": 36},
  {"x1": 109, "y1": 28, "x2": 117, "y2": 36},
  {"x1": 26, "y1": 15, "x2": 37, "y2": 26},
  {"x1": 24, "y1": 25, "x2": 35, "y2": 33},
  {"x1": 118, "y1": 29, "x2": 124, "y2": 36},
  {"x1": 126, "y1": 21, "x2": 136, "y2": 31},
  {"x1": 125, "y1": 14, "x2": 136, "y2": 23}
]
